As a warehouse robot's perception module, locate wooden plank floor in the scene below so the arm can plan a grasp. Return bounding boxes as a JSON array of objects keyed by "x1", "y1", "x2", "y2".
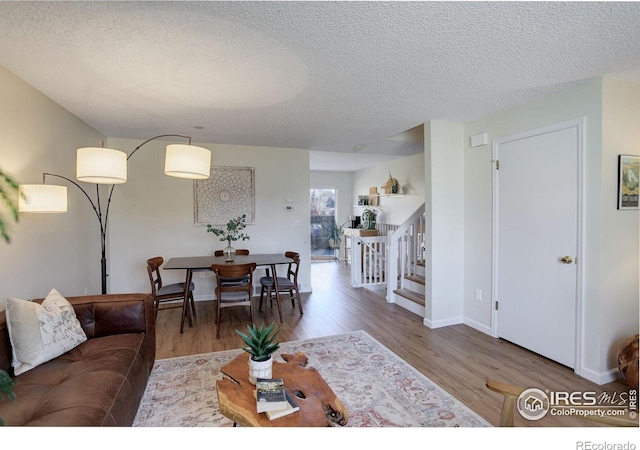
[{"x1": 155, "y1": 261, "x2": 632, "y2": 428}]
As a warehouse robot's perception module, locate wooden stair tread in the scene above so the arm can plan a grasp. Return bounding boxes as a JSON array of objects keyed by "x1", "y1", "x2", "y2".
[
  {"x1": 393, "y1": 288, "x2": 425, "y2": 307},
  {"x1": 404, "y1": 274, "x2": 425, "y2": 285}
]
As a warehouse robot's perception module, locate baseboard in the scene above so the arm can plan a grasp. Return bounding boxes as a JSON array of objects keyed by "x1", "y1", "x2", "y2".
[
  {"x1": 463, "y1": 317, "x2": 492, "y2": 336},
  {"x1": 423, "y1": 316, "x2": 463, "y2": 329},
  {"x1": 576, "y1": 365, "x2": 621, "y2": 385}
]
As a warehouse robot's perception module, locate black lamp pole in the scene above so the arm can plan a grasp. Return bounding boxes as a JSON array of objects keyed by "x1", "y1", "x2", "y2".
[{"x1": 43, "y1": 134, "x2": 193, "y2": 295}]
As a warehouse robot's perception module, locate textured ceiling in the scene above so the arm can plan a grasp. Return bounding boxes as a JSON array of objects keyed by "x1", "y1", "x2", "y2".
[{"x1": 0, "y1": 1, "x2": 639, "y2": 171}]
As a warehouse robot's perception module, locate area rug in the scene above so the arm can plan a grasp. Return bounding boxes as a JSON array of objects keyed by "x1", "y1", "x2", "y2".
[{"x1": 133, "y1": 330, "x2": 489, "y2": 427}]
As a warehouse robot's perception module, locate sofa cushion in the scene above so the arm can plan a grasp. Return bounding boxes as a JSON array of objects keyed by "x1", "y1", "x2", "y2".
[
  {"x1": 0, "y1": 332, "x2": 148, "y2": 426},
  {"x1": 6, "y1": 289, "x2": 87, "y2": 375}
]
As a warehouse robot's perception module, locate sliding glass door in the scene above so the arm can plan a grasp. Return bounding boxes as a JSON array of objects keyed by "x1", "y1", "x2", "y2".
[{"x1": 310, "y1": 188, "x2": 336, "y2": 259}]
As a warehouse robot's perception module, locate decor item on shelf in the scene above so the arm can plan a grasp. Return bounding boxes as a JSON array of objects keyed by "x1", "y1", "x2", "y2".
[
  {"x1": 362, "y1": 207, "x2": 378, "y2": 230},
  {"x1": 18, "y1": 135, "x2": 211, "y2": 294},
  {"x1": 0, "y1": 169, "x2": 20, "y2": 243},
  {"x1": 207, "y1": 214, "x2": 250, "y2": 262},
  {"x1": 0, "y1": 369, "x2": 16, "y2": 426},
  {"x1": 381, "y1": 171, "x2": 399, "y2": 194},
  {"x1": 368, "y1": 187, "x2": 379, "y2": 206},
  {"x1": 235, "y1": 322, "x2": 280, "y2": 385}
]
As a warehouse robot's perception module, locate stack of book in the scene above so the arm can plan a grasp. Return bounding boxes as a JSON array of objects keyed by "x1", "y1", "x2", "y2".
[{"x1": 255, "y1": 378, "x2": 300, "y2": 420}]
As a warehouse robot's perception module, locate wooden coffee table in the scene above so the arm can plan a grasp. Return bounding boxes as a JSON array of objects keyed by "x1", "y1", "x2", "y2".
[{"x1": 216, "y1": 352, "x2": 348, "y2": 427}]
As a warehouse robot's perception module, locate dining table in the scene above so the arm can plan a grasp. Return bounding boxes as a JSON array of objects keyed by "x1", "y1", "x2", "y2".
[{"x1": 163, "y1": 253, "x2": 295, "y2": 323}]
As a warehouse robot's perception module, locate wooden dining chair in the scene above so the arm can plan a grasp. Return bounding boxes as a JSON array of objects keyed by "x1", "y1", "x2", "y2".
[
  {"x1": 211, "y1": 262, "x2": 257, "y2": 339},
  {"x1": 259, "y1": 251, "x2": 303, "y2": 323},
  {"x1": 214, "y1": 249, "x2": 251, "y2": 286},
  {"x1": 146, "y1": 256, "x2": 196, "y2": 334}
]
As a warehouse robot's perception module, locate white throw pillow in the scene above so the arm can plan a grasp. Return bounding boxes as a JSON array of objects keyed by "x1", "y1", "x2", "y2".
[{"x1": 6, "y1": 289, "x2": 87, "y2": 375}]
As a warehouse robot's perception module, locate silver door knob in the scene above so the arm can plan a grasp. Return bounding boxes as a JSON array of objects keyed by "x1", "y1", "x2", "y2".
[{"x1": 560, "y1": 256, "x2": 573, "y2": 264}]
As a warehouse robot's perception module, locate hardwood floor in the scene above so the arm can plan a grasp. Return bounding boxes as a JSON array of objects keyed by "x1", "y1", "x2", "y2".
[{"x1": 155, "y1": 261, "x2": 632, "y2": 428}]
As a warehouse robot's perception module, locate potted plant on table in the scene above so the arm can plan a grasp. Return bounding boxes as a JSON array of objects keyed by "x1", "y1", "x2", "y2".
[
  {"x1": 235, "y1": 322, "x2": 280, "y2": 384},
  {"x1": 362, "y1": 207, "x2": 379, "y2": 230},
  {"x1": 207, "y1": 214, "x2": 250, "y2": 261}
]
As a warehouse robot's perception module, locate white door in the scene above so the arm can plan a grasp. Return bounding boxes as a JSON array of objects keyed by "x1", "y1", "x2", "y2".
[{"x1": 494, "y1": 120, "x2": 581, "y2": 368}]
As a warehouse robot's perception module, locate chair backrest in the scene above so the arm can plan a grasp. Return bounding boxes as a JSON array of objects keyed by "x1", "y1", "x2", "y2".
[
  {"x1": 214, "y1": 249, "x2": 250, "y2": 257},
  {"x1": 284, "y1": 251, "x2": 300, "y2": 282},
  {"x1": 211, "y1": 263, "x2": 256, "y2": 298},
  {"x1": 146, "y1": 257, "x2": 164, "y2": 297}
]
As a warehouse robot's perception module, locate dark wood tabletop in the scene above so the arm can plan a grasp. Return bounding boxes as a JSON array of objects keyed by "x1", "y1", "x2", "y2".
[
  {"x1": 164, "y1": 253, "x2": 293, "y2": 270},
  {"x1": 216, "y1": 352, "x2": 348, "y2": 427}
]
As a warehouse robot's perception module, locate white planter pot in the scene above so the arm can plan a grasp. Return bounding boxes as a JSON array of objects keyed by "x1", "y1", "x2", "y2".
[{"x1": 248, "y1": 356, "x2": 273, "y2": 384}]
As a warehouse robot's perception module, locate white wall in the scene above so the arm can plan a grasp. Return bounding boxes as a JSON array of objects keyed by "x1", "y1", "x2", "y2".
[
  {"x1": 600, "y1": 77, "x2": 640, "y2": 372},
  {"x1": 425, "y1": 121, "x2": 465, "y2": 328},
  {"x1": 107, "y1": 138, "x2": 312, "y2": 299},
  {"x1": 0, "y1": 66, "x2": 104, "y2": 302},
  {"x1": 352, "y1": 153, "x2": 425, "y2": 225},
  {"x1": 463, "y1": 77, "x2": 639, "y2": 382}
]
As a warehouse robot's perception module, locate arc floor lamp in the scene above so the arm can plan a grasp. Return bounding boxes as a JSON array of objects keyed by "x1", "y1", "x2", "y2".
[{"x1": 18, "y1": 134, "x2": 211, "y2": 295}]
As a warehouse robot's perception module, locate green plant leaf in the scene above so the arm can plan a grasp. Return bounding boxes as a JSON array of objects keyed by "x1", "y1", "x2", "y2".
[
  {"x1": 206, "y1": 215, "x2": 250, "y2": 243},
  {"x1": 0, "y1": 170, "x2": 20, "y2": 243},
  {"x1": 235, "y1": 322, "x2": 279, "y2": 361}
]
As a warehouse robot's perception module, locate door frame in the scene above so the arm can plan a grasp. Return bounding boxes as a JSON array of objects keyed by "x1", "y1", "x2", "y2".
[{"x1": 491, "y1": 117, "x2": 586, "y2": 376}]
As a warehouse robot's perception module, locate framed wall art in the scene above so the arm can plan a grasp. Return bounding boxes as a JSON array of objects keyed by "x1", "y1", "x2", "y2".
[
  {"x1": 617, "y1": 155, "x2": 639, "y2": 210},
  {"x1": 194, "y1": 166, "x2": 255, "y2": 225}
]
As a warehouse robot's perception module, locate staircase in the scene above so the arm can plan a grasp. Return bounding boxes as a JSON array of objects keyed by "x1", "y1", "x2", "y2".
[
  {"x1": 347, "y1": 204, "x2": 427, "y2": 318},
  {"x1": 386, "y1": 205, "x2": 426, "y2": 317}
]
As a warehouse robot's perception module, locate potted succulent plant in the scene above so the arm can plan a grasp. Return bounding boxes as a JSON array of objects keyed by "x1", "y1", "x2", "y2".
[
  {"x1": 207, "y1": 214, "x2": 250, "y2": 261},
  {"x1": 235, "y1": 322, "x2": 280, "y2": 384}
]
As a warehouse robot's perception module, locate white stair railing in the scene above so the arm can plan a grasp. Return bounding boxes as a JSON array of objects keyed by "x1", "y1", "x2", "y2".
[
  {"x1": 386, "y1": 205, "x2": 426, "y2": 302},
  {"x1": 350, "y1": 235, "x2": 387, "y2": 288}
]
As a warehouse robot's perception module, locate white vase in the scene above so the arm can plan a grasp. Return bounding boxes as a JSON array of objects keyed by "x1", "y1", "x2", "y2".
[{"x1": 248, "y1": 356, "x2": 273, "y2": 384}]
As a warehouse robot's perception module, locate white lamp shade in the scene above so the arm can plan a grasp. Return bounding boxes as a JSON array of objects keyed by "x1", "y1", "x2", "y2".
[
  {"x1": 164, "y1": 144, "x2": 211, "y2": 179},
  {"x1": 18, "y1": 184, "x2": 67, "y2": 213},
  {"x1": 76, "y1": 147, "x2": 127, "y2": 184}
]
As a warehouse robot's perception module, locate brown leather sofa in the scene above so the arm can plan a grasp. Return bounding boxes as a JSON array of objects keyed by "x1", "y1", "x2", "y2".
[{"x1": 0, "y1": 293, "x2": 155, "y2": 426}]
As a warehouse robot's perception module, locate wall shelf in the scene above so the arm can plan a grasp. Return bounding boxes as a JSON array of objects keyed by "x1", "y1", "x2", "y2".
[
  {"x1": 369, "y1": 193, "x2": 404, "y2": 198},
  {"x1": 354, "y1": 193, "x2": 404, "y2": 207}
]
